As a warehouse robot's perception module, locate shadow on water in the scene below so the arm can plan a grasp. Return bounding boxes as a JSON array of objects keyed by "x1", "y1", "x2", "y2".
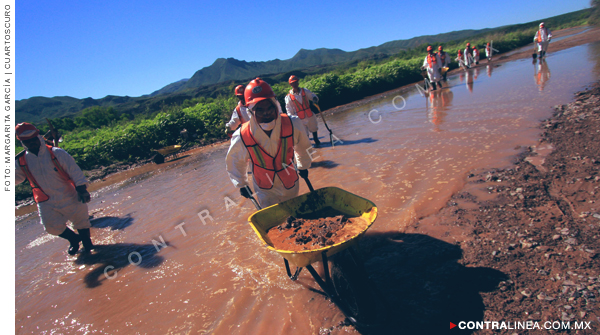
[
  {"x1": 90, "y1": 214, "x2": 134, "y2": 230},
  {"x1": 316, "y1": 137, "x2": 378, "y2": 148},
  {"x1": 311, "y1": 160, "x2": 339, "y2": 169},
  {"x1": 74, "y1": 242, "x2": 166, "y2": 288},
  {"x1": 353, "y1": 232, "x2": 507, "y2": 334}
]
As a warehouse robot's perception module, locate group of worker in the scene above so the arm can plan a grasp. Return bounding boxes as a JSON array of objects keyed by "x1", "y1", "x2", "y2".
[
  {"x1": 422, "y1": 22, "x2": 552, "y2": 91},
  {"x1": 16, "y1": 22, "x2": 554, "y2": 256}
]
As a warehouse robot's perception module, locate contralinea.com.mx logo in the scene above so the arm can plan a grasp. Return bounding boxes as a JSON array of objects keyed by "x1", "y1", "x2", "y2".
[{"x1": 449, "y1": 320, "x2": 592, "y2": 331}]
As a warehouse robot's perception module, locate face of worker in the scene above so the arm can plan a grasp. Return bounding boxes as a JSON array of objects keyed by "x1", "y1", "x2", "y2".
[
  {"x1": 21, "y1": 136, "x2": 41, "y2": 155},
  {"x1": 253, "y1": 99, "x2": 278, "y2": 124},
  {"x1": 237, "y1": 95, "x2": 245, "y2": 105},
  {"x1": 290, "y1": 81, "x2": 299, "y2": 90}
]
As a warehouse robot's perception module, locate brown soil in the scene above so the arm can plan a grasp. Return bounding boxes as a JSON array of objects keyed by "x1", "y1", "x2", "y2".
[
  {"x1": 266, "y1": 207, "x2": 369, "y2": 252},
  {"x1": 444, "y1": 83, "x2": 600, "y2": 334}
]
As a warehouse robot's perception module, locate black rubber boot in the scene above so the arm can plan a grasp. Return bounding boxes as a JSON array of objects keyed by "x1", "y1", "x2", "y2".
[
  {"x1": 431, "y1": 82, "x2": 437, "y2": 91},
  {"x1": 78, "y1": 228, "x2": 95, "y2": 252},
  {"x1": 58, "y1": 228, "x2": 81, "y2": 255},
  {"x1": 312, "y1": 132, "x2": 321, "y2": 147},
  {"x1": 438, "y1": 81, "x2": 443, "y2": 88}
]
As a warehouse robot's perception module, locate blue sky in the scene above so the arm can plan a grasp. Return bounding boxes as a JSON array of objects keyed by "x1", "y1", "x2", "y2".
[{"x1": 18, "y1": 0, "x2": 590, "y2": 100}]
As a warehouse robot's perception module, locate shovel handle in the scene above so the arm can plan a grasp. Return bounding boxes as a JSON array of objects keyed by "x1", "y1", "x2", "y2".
[{"x1": 301, "y1": 175, "x2": 315, "y2": 192}]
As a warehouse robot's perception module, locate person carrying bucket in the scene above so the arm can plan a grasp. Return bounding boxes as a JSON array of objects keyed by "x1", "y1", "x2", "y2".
[
  {"x1": 422, "y1": 46, "x2": 443, "y2": 91},
  {"x1": 15, "y1": 123, "x2": 94, "y2": 255},
  {"x1": 226, "y1": 78, "x2": 313, "y2": 208},
  {"x1": 225, "y1": 85, "x2": 252, "y2": 138},
  {"x1": 285, "y1": 75, "x2": 321, "y2": 147},
  {"x1": 438, "y1": 46, "x2": 450, "y2": 81},
  {"x1": 534, "y1": 22, "x2": 552, "y2": 59}
]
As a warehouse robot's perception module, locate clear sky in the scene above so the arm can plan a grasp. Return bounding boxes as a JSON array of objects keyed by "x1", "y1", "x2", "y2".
[{"x1": 18, "y1": 0, "x2": 590, "y2": 100}]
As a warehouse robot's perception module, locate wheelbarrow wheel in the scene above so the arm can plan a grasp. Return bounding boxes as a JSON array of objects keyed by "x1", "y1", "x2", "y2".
[
  {"x1": 331, "y1": 249, "x2": 382, "y2": 328},
  {"x1": 152, "y1": 153, "x2": 165, "y2": 164}
]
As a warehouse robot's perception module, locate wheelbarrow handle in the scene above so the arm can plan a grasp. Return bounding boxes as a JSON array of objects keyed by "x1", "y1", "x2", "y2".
[{"x1": 242, "y1": 186, "x2": 262, "y2": 210}]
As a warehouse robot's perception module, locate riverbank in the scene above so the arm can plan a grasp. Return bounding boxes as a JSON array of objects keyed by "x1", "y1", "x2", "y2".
[{"x1": 394, "y1": 82, "x2": 600, "y2": 334}]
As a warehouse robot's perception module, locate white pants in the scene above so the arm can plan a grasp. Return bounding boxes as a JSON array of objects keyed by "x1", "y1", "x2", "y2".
[
  {"x1": 537, "y1": 41, "x2": 549, "y2": 53},
  {"x1": 300, "y1": 114, "x2": 319, "y2": 135},
  {"x1": 38, "y1": 199, "x2": 91, "y2": 235}
]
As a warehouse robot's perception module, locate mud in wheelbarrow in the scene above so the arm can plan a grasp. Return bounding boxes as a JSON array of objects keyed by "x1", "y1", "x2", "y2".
[{"x1": 247, "y1": 187, "x2": 388, "y2": 328}]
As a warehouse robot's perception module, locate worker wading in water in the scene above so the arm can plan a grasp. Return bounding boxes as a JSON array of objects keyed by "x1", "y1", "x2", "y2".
[
  {"x1": 464, "y1": 42, "x2": 474, "y2": 68},
  {"x1": 422, "y1": 46, "x2": 443, "y2": 91},
  {"x1": 15, "y1": 123, "x2": 94, "y2": 255},
  {"x1": 534, "y1": 22, "x2": 552, "y2": 59},
  {"x1": 438, "y1": 45, "x2": 450, "y2": 81},
  {"x1": 225, "y1": 85, "x2": 252, "y2": 138},
  {"x1": 226, "y1": 78, "x2": 313, "y2": 208},
  {"x1": 285, "y1": 75, "x2": 321, "y2": 147}
]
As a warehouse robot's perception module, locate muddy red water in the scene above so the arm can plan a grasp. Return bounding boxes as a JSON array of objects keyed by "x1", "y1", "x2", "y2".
[{"x1": 16, "y1": 37, "x2": 600, "y2": 334}]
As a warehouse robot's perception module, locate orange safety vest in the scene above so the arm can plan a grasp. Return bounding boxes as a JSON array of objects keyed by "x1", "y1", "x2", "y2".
[
  {"x1": 473, "y1": 49, "x2": 479, "y2": 57},
  {"x1": 537, "y1": 28, "x2": 547, "y2": 43},
  {"x1": 240, "y1": 114, "x2": 298, "y2": 190},
  {"x1": 288, "y1": 89, "x2": 313, "y2": 119},
  {"x1": 18, "y1": 145, "x2": 75, "y2": 203},
  {"x1": 486, "y1": 46, "x2": 490, "y2": 54},
  {"x1": 236, "y1": 102, "x2": 248, "y2": 124},
  {"x1": 427, "y1": 53, "x2": 438, "y2": 68}
]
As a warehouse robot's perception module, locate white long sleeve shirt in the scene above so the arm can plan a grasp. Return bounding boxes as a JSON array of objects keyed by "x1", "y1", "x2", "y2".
[
  {"x1": 225, "y1": 104, "x2": 251, "y2": 130},
  {"x1": 534, "y1": 28, "x2": 552, "y2": 43},
  {"x1": 285, "y1": 88, "x2": 318, "y2": 117},
  {"x1": 226, "y1": 113, "x2": 313, "y2": 207},
  {"x1": 438, "y1": 51, "x2": 450, "y2": 67},
  {"x1": 422, "y1": 53, "x2": 442, "y2": 81},
  {"x1": 16, "y1": 137, "x2": 88, "y2": 206}
]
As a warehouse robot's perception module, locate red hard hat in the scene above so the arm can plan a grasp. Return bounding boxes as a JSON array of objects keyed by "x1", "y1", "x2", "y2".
[
  {"x1": 15, "y1": 122, "x2": 39, "y2": 140},
  {"x1": 438, "y1": 46, "x2": 443, "y2": 50},
  {"x1": 288, "y1": 75, "x2": 299, "y2": 84},
  {"x1": 487, "y1": 42, "x2": 490, "y2": 46},
  {"x1": 234, "y1": 85, "x2": 245, "y2": 96},
  {"x1": 427, "y1": 46, "x2": 433, "y2": 51},
  {"x1": 540, "y1": 22, "x2": 545, "y2": 27},
  {"x1": 244, "y1": 78, "x2": 275, "y2": 106},
  {"x1": 466, "y1": 42, "x2": 470, "y2": 47},
  {"x1": 473, "y1": 46, "x2": 477, "y2": 49}
]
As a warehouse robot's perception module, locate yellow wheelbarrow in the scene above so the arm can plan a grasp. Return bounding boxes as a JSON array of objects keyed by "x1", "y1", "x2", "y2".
[{"x1": 243, "y1": 177, "x2": 386, "y2": 328}]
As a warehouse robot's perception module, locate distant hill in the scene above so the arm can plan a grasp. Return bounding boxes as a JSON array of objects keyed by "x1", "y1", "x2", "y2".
[
  {"x1": 176, "y1": 28, "x2": 493, "y2": 91},
  {"x1": 16, "y1": 8, "x2": 591, "y2": 124}
]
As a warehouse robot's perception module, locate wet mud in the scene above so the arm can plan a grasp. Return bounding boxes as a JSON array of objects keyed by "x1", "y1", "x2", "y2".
[{"x1": 267, "y1": 209, "x2": 368, "y2": 251}]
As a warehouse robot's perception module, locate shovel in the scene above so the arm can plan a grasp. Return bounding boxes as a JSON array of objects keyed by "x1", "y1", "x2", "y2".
[{"x1": 310, "y1": 101, "x2": 334, "y2": 147}]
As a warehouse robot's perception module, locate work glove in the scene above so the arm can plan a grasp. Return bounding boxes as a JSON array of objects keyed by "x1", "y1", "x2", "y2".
[
  {"x1": 298, "y1": 169, "x2": 308, "y2": 179},
  {"x1": 240, "y1": 186, "x2": 252, "y2": 199},
  {"x1": 75, "y1": 185, "x2": 91, "y2": 203}
]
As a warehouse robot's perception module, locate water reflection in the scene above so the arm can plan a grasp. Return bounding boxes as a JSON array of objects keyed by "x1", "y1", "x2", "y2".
[
  {"x1": 534, "y1": 59, "x2": 551, "y2": 91},
  {"x1": 486, "y1": 64, "x2": 494, "y2": 77},
  {"x1": 466, "y1": 69, "x2": 475, "y2": 93},
  {"x1": 427, "y1": 89, "x2": 454, "y2": 132}
]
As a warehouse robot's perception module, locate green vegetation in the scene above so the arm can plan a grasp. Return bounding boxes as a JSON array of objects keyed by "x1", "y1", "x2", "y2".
[{"x1": 15, "y1": 9, "x2": 590, "y2": 180}]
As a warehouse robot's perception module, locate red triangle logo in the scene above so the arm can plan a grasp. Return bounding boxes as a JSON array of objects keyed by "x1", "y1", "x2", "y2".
[{"x1": 450, "y1": 322, "x2": 457, "y2": 329}]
